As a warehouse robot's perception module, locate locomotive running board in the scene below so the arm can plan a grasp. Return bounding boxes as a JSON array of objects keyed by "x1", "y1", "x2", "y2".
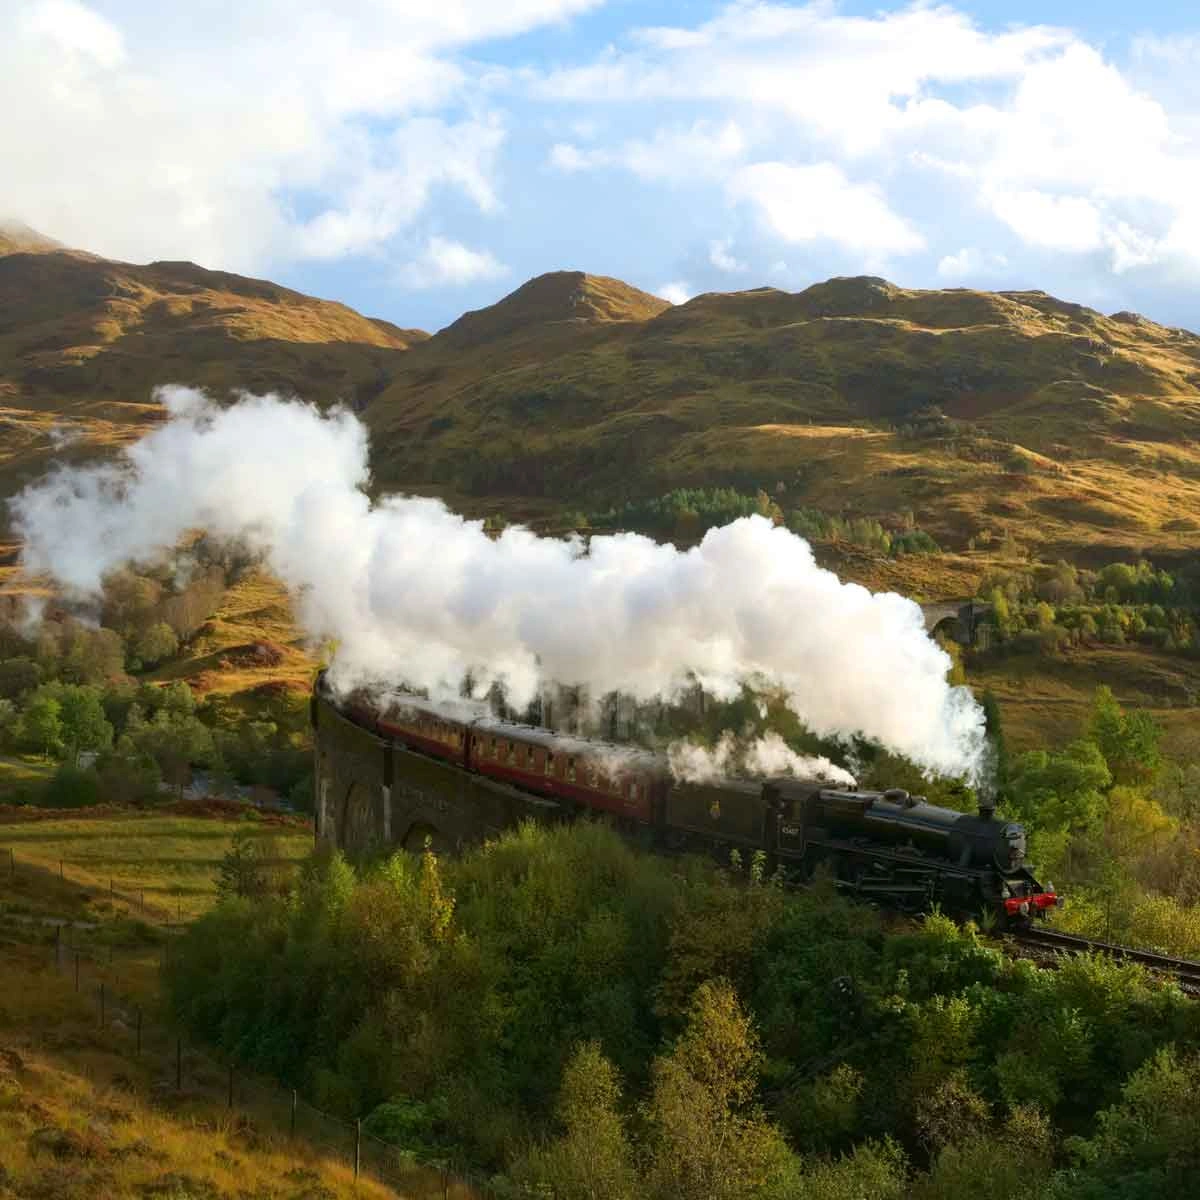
[{"x1": 834, "y1": 880, "x2": 934, "y2": 895}]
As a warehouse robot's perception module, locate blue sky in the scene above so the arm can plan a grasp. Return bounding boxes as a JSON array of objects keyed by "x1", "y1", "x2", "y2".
[{"x1": 6, "y1": 1, "x2": 1200, "y2": 333}]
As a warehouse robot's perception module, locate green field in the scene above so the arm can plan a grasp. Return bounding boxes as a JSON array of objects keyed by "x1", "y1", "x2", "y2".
[{"x1": 0, "y1": 809, "x2": 314, "y2": 923}]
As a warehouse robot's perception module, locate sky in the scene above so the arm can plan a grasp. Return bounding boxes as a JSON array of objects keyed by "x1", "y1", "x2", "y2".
[{"x1": 5, "y1": 0, "x2": 1200, "y2": 334}]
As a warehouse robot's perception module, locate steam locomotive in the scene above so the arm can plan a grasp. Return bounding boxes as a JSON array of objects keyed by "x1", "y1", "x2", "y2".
[{"x1": 314, "y1": 675, "x2": 1061, "y2": 925}]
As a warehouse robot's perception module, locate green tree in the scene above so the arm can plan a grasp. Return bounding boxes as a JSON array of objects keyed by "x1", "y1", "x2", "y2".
[
  {"x1": 42, "y1": 764, "x2": 101, "y2": 808},
  {"x1": 1089, "y1": 685, "x2": 1162, "y2": 785},
  {"x1": 643, "y1": 980, "x2": 795, "y2": 1200},
  {"x1": 514, "y1": 1042, "x2": 638, "y2": 1200},
  {"x1": 0, "y1": 657, "x2": 41, "y2": 700},
  {"x1": 1049, "y1": 1048, "x2": 1200, "y2": 1199},
  {"x1": 56, "y1": 684, "x2": 114, "y2": 765},
  {"x1": 216, "y1": 827, "x2": 281, "y2": 900},
  {"x1": 95, "y1": 740, "x2": 162, "y2": 805},
  {"x1": 19, "y1": 692, "x2": 63, "y2": 758},
  {"x1": 133, "y1": 621, "x2": 179, "y2": 669},
  {"x1": 1008, "y1": 739, "x2": 1111, "y2": 836},
  {"x1": 130, "y1": 707, "x2": 214, "y2": 795}
]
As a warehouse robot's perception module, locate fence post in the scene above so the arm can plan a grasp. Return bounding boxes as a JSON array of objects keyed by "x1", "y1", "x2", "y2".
[
  {"x1": 354, "y1": 1118, "x2": 361, "y2": 1181},
  {"x1": 136, "y1": 1008, "x2": 142, "y2": 1057},
  {"x1": 59, "y1": 859, "x2": 64, "y2": 881},
  {"x1": 290, "y1": 1089, "x2": 297, "y2": 1138},
  {"x1": 176, "y1": 1036, "x2": 182, "y2": 1090},
  {"x1": 99, "y1": 982, "x2": 105, "y2": 1028},
  {"x1": 9, "y1": 847, "x2": 13, "y2": 881},
  {"x1": 55, "y1": 923, "x2": 61, "y2": 969}
]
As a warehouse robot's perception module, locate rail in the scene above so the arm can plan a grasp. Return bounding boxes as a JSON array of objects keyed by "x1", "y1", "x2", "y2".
[{"x1": 1006, "y1": 924, "x2": 1200, "y2": 991}]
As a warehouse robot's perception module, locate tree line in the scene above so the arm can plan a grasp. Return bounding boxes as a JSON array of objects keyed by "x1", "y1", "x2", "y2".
[{"x1": 170, "y1": 816, "x2": 1200, "y2": 1199}]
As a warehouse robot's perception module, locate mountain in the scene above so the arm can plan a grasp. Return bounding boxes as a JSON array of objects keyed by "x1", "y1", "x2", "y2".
[
  {"x1": 363, "y1": 274, "x2": 1200, "y2": 563},
  {"x1": 0, "y1": 219, "x2": 64, "y2": 255},
  {"x1": 438, "y1": 270, "x2": 669, "y2": 349},
  {"x1": 3, "y1": 227, "x2": 1200, "y2": 565},
  {"x1": 0, "y1": 232, "x2": 425, "y2": 509}
]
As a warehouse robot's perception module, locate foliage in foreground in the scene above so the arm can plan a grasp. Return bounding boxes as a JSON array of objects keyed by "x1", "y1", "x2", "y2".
[{"x1": 166, "y1": 822, "x2": 1200, "y2": 1198}]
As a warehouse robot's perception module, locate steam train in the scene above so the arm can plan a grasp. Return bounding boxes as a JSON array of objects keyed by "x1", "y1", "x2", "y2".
[{"x1": 313, "y1": 674, "x2": 1061, "y2": 925}]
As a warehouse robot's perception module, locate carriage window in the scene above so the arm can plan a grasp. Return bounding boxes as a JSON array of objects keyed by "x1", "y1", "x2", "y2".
[
  {"x1": 545, "y1": 753, "x2": 554, "y2": 776},
  {"x1": 527, "y1": 746, "x2": 536, "y2": 767},
  {"x1": 630, "y1": 781, "x2": 639, "y2": 801},
  {"x1": 587, "y1": 762, "x2": 598, "y2": 786},
  {"x1": 490, "y1": 737, "x2": 497, "y2": 756},
  {"x1": 507, "y1": 742, "x2": 517, "y2": 765},
  {"x1": 567, "y1": 756, "x2": 576, "y2": 782}
]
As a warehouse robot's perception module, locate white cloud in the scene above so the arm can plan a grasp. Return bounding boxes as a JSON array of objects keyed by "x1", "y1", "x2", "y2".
[
  {"x1": 539, "y1": 3, "x2": 1070, "y2": 154},
  {"x1": 729, "y1": 162, "x2": 924, "y2": 256},
  {"x1": 548, "y1": 119, "x2": 746, "y2": 181},
  {"x1": 936, "y1": 248, "x2": 1008, "y2": 280},
  {"x1": 535, "y1": 2, "x2": 1200, "y2": 286},
  {"x1": 549, "y1": 142, "x2": 595, "y2": 172},
  {"x1": 293, "y1": 117, "x2": 506, "y2": 261},
  {"x1": 1, "y1": 0, "x2": 597, "y2": 271},
  {"x1": 400, "y1": 237, "x2": 507, "y2": 288},
  {"x1": 984, "y1": 190, "x2": 1105, "y2": 254},
  {"x1": 709, "y1": 238, "x2": 747, "y2": 273},
  {"x1": 657, "y1": 282, "x2": 692, "y2": 305},
  {"x1": 22, "y1": 0, "x2": 124, "y2": 66}
]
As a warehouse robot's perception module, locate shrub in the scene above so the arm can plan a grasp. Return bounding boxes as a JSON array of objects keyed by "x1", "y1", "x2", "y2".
[{"x1": 42, "y1": 765, "x2": 101, "y2": 808}]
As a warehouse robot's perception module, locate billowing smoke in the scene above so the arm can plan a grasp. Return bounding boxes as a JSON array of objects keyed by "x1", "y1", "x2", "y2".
[
  {"x1": 11, "y1": 387, "x2": 986, "y2": 779},
  {"x1": 668, "y1": 732, "x2": 857, "y2": 787}
]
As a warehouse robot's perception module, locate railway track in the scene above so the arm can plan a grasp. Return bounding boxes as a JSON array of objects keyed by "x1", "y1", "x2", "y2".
[{"x1": 1007, "y1": 925, "x2": 1200, "y2": 992}]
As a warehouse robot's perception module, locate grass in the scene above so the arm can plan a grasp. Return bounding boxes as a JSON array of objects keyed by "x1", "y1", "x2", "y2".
[
  {"x1": 967, "y1": 643, "x2": 1200, "y2": 755},
  {"x1": 146, "y1": 566, "x2": 319, "y2": 701},
  {"x1": 0, "y1": 943, "x2": 401, "y2": 1200},
  {"x1": 364, "y1": 275, "x2": 1200, "y2": 564},
  {"x1": 0, "y1": 810, "x2": 482, "y2": 1199},
  {"x1": 0, "y1": 810, "x2": 314, "y2": 923},
  {"x1": 0, "y1": 754, "x2": 54, "y2": 792}
]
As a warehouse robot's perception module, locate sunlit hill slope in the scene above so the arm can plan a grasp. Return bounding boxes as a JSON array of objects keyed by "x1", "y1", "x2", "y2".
[{"x1": 3, "y1": 228, "x2": 1200, "y2": 567}]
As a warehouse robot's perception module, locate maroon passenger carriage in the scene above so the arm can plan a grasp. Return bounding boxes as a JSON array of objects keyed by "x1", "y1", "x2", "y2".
[{"x1": 372, "y1": 693, "x2": 667, "y2": 826}]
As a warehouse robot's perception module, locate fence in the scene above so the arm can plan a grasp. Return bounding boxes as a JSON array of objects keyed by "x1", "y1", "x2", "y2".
[{"x1": 2, "y1": 845, "x2": 504, "y2": 1199}]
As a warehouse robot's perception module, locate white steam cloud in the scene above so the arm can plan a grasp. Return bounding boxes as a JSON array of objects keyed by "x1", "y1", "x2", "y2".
[
  {"x1": 10, "y1": 387, "x2": 986, "y2": 779},
  {"x1": 668, "y1": 732, "x2": 857, "y2": 787}
]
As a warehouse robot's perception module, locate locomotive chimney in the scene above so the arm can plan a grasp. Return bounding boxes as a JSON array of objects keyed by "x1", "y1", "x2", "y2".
[{"x1": 978, "y1": 794, "x2": 996, "y2": 820}]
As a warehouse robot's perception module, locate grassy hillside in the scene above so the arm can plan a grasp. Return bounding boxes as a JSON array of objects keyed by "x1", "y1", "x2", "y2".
[
  {"x1": 0, "y1": 235, "x2": 425, "y2": 519},
  {"x1": 0, "y1": 821, "x2": 396, "y2": 1200},
  {"x1": 3, "y1": 229, "x2": 1199, "y2": 563},
  {"x1": 365, "y1": 274, "x2": 1200, "y2": 563},
  {"x1": 0, "y1": 807, "x2": 313, "y2": 922}
]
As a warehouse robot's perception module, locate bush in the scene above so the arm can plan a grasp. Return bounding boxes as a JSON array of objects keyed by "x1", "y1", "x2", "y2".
[
  {"x1": 42, "y1": 765, "x2": 101, "y2": 808},
  {"x1": 892, "y1": 530, "x2": 941, "y2": 556}
]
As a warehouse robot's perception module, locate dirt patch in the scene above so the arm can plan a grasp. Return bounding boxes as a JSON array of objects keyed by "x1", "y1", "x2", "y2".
[
  {"x1": 218, "y1": 641, "x2": 287, "y2": 669},
  {"x1": 0, "y1": 803, "x2": 133, "y2": 824},
  {"x1": 245, "y1": 678, "x2": 309, "y2": 699}
]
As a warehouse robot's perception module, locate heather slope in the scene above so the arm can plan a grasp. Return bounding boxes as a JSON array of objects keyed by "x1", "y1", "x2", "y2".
[
  {"x1": 3, "y1": 230, "x2": 1200, "y2": 565},
  {"x1": 366, "y1": 274, "x2": 1200, "y2": 561},
  {"x1": 0, "y1": 234, "x2": 425, "y2": 512}
]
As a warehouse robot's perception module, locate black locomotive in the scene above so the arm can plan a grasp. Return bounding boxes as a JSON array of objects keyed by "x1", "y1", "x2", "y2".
[{"x1": 314, "y1": 677, "x2": 1061, "y2": 924}]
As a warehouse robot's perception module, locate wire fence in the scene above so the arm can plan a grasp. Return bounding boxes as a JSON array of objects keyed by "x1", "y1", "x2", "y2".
[{"x1": 2, "y1": 845, "x2": 506, "y2": 1199}]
